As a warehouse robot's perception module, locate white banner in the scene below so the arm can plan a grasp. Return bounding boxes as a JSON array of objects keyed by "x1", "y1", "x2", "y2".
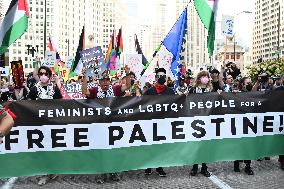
[
  {"x1": 1, "y1": 112, "x2": 283, "y2": 154},
  {"x1": 221, "y1": 15, "x2": 234, "y2": 37}
]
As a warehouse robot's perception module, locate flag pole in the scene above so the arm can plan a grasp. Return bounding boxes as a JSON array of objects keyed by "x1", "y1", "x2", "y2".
[{"x1": 140, "y1": 0, "x2": 191, "y2": 77}]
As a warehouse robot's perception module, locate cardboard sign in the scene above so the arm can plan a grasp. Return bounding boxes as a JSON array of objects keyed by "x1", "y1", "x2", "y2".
[
  {"x1": 0, "y1": 66, "x2": 9, "y2": 76},
  {"x1": 43, "y1": 51, "x2": 56, "y2": 67}
]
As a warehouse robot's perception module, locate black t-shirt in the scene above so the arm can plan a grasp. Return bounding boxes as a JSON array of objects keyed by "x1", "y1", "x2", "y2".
[
  {"x1": 1, "y1": 91, "x2": 17, "y2": 102},
  {"x1": 28, "y1": 85, "x2": 63, "y2": 100},
  {"x1": 212, "y1": 81, "x2": 222, "y2": 92},
  {"x1": 145, "y1": 86, "x2": 175, "y2": 95}
]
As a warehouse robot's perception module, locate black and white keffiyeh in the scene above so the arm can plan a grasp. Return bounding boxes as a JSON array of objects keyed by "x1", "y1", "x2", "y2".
[
  {"x1": 36, "y1": 82, "x2": 55, "y2": 99},
  {"x1": 96, "y1": 85, "x2": 114, "y2": 99}
]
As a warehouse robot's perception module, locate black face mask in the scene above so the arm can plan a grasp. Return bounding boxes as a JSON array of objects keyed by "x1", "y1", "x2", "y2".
[
  {"x1": 246, "y1": 83, "x2": 253, "y2": 91},
  {"x1": 131, "y1": 79, "x2": 135, "y2": 86},
  {"x1": 157, "y1": 77, "x2": 166, "y2": 85}
]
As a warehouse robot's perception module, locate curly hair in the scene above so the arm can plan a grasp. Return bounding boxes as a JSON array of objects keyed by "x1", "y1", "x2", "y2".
[{"x1": 194, "y1": 70, "x2": 213, "y2": 90}]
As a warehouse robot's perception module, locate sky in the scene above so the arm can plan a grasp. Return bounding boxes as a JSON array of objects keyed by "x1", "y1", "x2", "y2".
[{"x1": 123, "y1": 0, "x2": 255, "y2": 48}]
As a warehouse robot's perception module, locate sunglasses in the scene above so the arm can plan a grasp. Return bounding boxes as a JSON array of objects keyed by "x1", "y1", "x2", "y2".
[
  {"x1": 39, "y1": 72, "x2": 49, "y2": 76},
  {"x1": 156, "y1": 75, "x2": 166, "y2": 79}
]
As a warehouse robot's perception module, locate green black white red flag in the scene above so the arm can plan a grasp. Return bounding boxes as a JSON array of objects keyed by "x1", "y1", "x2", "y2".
[{"x1": 0, "y1": 0, "x2": 29, "y2": 55}]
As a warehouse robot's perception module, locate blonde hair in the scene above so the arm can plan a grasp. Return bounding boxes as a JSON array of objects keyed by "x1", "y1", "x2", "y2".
[{"x1": 194, "y1": 70, "x2": 212, "y2": 90}]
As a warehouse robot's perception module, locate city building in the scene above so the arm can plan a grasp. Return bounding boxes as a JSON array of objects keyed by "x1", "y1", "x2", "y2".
[
  {"x1": 217, "y1": 37, "x2": 246, "y2": 73},
  {"x1": 176, "y1": 0, "x2": 210, "y2": 72},
  {"x1": 4, "y1": 0, "x2": 126, "y2": 74},
  {"x1": 252, "y1": 0, "x2": 284, "y2": 63}
]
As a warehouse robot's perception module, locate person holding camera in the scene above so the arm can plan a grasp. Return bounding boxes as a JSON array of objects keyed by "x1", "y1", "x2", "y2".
[{"x1": 252, "y1": 72, "x2": 275, "y2": 92}]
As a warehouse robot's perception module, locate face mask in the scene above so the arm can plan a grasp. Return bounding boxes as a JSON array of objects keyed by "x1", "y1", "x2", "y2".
[
  {"x1": 157, "y1": 77, "x2": 166, "y2": 85},
  {"x1": 40, "y1": 75, "x2": 49, "y2": 84},
  {"x1": 246, "y1": 83, "x2": 253, "y2": 91},
  {"x1": 131, "y1": 79, "x2": 135, "y2": 86},
  {"x1": 200, "y1": 76, "x2": 209, "y2": 85}
]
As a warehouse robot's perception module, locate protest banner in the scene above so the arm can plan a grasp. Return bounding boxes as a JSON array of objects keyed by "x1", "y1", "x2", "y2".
[
  {"x1": 0, "y1": 66, "x2": 9, "y2": 76},
  {"x1": 11, "y1": 60, "x2": 24, "y2": 88},
  {"x1": 80, "y1": 47, "x2": 106, "y2": 78},
  {"x1": 1, "y1": 91, "x2": 284, "y2": 178},
  {"x1": 42, "y1": 51, "x2": 56, "y2": 67},
  {"x1": 125, "y1": 54, "x2": 143, "y2": 77}
]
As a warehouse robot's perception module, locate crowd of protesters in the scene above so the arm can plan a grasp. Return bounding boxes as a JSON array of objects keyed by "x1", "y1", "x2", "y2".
[{"x1": 0, "y1": 60, "x2": 284, "y2": 185}]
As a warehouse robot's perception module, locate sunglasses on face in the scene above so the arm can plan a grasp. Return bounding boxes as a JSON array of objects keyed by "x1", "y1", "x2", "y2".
[
  {"x1": 156, "y1": 75, "x2": 166, "y2": 79},
  {"x1": 39, "y1": 72, "x2": 49, "y2": 76}
]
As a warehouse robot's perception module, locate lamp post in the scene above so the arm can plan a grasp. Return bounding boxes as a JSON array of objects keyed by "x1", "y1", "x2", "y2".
[{"x1": 43, "y1": 0, "x2": 47, "y2": 56}]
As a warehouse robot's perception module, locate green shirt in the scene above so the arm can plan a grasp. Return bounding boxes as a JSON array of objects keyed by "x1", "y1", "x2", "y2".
[{"x1": 0, "y1": 104, "x2": 7, "y2": 120}]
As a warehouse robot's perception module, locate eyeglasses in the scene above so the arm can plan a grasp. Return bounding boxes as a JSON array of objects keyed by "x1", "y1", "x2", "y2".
[{"x1": 39, "y1": 72, "x2": 48, "y2": 76}]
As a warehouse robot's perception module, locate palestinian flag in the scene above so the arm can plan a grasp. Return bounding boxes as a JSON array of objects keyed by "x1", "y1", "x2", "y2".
[
  {"x1": 0, "y1": 0, "x2": 29, "y2": 55},
  {"x1": 194, "y1": 0, "x2": 218, "y2": 56},
  {"x1": 115, "y1": 27, "x2": 123, "y2": 58},
  {"x1": 69, "y1": 26, "x2": 85, "y2": 78}
]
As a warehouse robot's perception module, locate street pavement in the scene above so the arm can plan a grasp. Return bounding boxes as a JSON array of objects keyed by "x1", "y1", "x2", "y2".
[{"x1": 1, "y1": 157, "x2": 283, "y2": 189}]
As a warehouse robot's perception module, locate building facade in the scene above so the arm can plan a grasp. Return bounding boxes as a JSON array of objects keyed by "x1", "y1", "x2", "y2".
[
  {"x1": 4, "y1": 0, "x2": 126, "y2": 74},
  {"x1": 252, "y1": 0, "x2": 284, "y2": 63}
]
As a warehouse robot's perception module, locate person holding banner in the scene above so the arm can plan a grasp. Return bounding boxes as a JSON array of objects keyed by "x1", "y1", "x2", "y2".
[
  {"x1": 81, "y1": 66, "x2": 131, "y2": 184},
  {"x1": 0, "y1": 105, "x2": 14, "y2": 144},
  {"x1": 144, "y1": 68, "x2": 174, "y2": 177},
  {"x1": 28, "y1": 66, "x2": 62, "y2": 100},
  {"x1": 27, "y1": 65, "x2": 62, "y2": 185},
  {"x1": 189, "y1": 70, "x2": 212, "y2": 177}
]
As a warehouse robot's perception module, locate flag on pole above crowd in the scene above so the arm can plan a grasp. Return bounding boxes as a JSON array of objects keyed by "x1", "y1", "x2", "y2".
[
  {"x1": 163, "y1": 7, "x2": 188, "y2": 88},
  {"x1": 115, "y1": 27, "x2": 123, "y2": 58},
  {"x1": 194, "y1": 0, "x2": 219, "y2": 56},
  {"x1": 105, "y1": 32, "x2": 117, "y2": 75},
  {"x1": 69, "y1": 26, "x2": 85, "y2": 78},
  {"x1": 134, "y1": 34, "x2": 148, "y2": 66},
  {"x1": 0, "y1": 0, "x2": 29, "y2": 55}
]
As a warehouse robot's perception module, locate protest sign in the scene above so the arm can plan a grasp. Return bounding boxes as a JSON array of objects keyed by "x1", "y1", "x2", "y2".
[
  {"x1": 125, "y1": 54, "x2": 143, "y2": 76},
  {"x1": 80, "y1": 47, "x2": 106, "y2": 78},
  {"x1": 65, "y1": 56, "x2": 74, "y2": 69},
  {"x1": 42, "y1": 51, "x2": 56, "y2": 67},
  {"x1": 0, "y1": 66, "x2": 9, "y2": 76},
  {"x1": 222, "y1": 15, "x2": 234, "y2": 37},
  {"x1": 2, "y1": 91, "x2": 284, "y2": 178},
  {"x1": 11, "y1": 60, "x2": 24, "y2": 88}
]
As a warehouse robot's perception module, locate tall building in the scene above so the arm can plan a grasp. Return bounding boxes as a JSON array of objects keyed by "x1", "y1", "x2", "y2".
[
  {"x1": 5, "y1": 0, "x2": 126, "y2": 74},
  {"x1": 0, "y1": 0, "x2": 4, "y2": 23},
  {"x1": 252, "y1": 0, "x2": 284, "y2": 63},
  {"x1": 152, "y1": 0, "x2": 167, "y2": 52},
  {"x1": 176, "y1": 0, "x2": 210, "y2": 72}
]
